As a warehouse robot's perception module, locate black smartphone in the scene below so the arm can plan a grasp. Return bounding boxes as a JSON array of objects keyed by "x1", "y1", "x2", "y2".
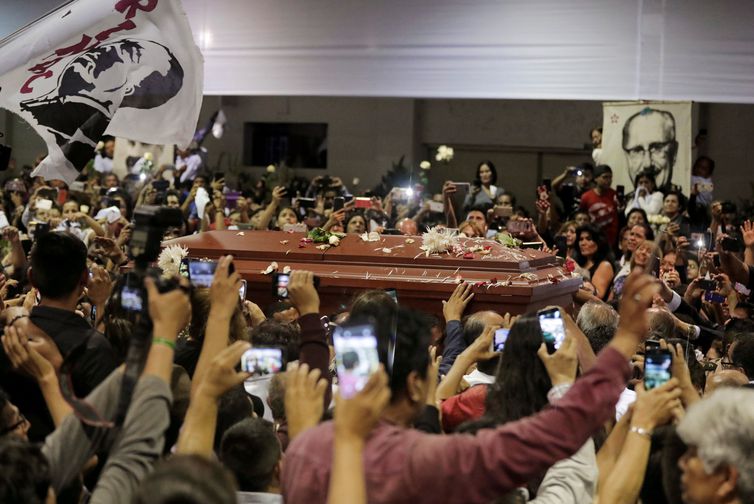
[
  {"x1": 721, "y1": 236, "x2": 740, "y2": 252},
  {"x1": 333, "y1": 196, "x2": 345, "y2": 211},
  {"x1": 538, "y1": 307, "x2": 566, "y2": 354},
  {"x1": 240, "y1": 347, "x2": 284, "y2": 377},
  {"x1": 616, "y1": 185, "x2": 625, "y2": 199},
  {"x1": 332, "y1": 321, "x2": 380, "y2": 399},
  {"x1": 644, "y1": 339, "x2": 661, "y2": 352},
  {"x1": 295, "y1": 197, "x2": 317, "y2": 209},
  {"x1": 273, "y1": 272, "x2": 291, "y2": 299},
  {"x1": 713, "y1": 254, "x2": 721, "y2": 268},
  {"x1": 188, "y1": 259, "x2": 217, "y2": 288},
  {"x1": 38, "y1": 188, "x2": 58, "y2": 201},
  {"x1": 34, "y1": 221, "x2": 50, "y2": 239},
  {"x1": 542, "y1": 178, "x2": 552, "y2": 192},
  {"x1": 120, "y1": 285, "x2": 145, "y2": 313},
  {"x1": 152, "y1": 180, "x2": 169, "y2": 191},
  {"x1": 554, "y1": 235, "x2": 568, "y2": 258},
  {"x1": 697, "y1": 278, "x2": 717, "y2": 291},
  {"x1": 644, "y1": 349, "x2": 672, "y2": 390}
]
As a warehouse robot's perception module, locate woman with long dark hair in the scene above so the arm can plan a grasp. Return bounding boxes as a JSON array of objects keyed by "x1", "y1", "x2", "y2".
[
  {"x1": 464, "y1": 160, "x2": 501, "y2": 211},
  {"x1": 574, "y1": 224, "x2": 615, "y2": 301}
]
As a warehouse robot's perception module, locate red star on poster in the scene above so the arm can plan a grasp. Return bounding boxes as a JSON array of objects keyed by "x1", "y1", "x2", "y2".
[{"x1": 610, "y1": 113, "x2": 620, "y2": 124}]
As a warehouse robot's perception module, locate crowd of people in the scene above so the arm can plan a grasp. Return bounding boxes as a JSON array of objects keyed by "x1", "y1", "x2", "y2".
[{"x1": 0, "y1": 130, "x2": 753, "y2": 504}]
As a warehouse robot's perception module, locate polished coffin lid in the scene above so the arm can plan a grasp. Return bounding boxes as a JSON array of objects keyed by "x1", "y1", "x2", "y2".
[{"x1": 163, "y1": 230, "x2": 582, "y2": 315}]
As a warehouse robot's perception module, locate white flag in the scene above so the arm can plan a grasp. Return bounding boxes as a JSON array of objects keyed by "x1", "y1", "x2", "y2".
[{"x1": 0, "y1": 0, "x2": 203, "y2": 184}]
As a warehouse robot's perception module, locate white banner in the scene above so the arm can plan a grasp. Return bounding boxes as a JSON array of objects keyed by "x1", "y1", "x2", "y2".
[
  {"x1": 600, "y1": 101, "x2": 693, "y2": 195},
  {"x1": 0, "y1": 0, "x2": 203, "y2": 183}
]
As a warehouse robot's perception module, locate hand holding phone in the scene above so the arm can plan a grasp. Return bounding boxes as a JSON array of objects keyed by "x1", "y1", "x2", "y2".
[
  {"x1": 333, "y1": 322, "x2": 380, "y2": 398},
  {"x1": 644, "y1": 349, "x2": 672, "y2": 390},
  {"x1": 241, "y1": 347, "x2": 284, "y2": 377},
  {"x1": 188, "y1": 259, "x2": 218, "y2": 288},
  {"x1": 272, "y1": 272, "x2": 291, "y2": 299},
  {"x1": 538, "y1": 307, "x2": 566, "y2": 354}
]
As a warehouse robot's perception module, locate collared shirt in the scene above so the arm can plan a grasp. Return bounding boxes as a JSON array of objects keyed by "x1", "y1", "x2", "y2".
[
  {"x1": 282, "y1": 347, "x2": 631, "y2": 504},
  {"x1": 237, "y1": 492, "x2": 283, "y2": 504}
]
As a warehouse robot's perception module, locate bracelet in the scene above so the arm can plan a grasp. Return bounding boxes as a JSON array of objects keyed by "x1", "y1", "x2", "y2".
[
  {"x1": 629, "y1": 426, "x2": 653, "y2": 439},
  {"x1": 153, "y1": 337, "x2": 176, "y2": 350},
  {"x1": 547, "y1": 382, "x2": 573, "y2": 403}
]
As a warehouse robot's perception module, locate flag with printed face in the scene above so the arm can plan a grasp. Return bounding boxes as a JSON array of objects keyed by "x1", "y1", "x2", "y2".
[{"x1": 0, "y1": 0, "x2": 203, "y2": 184}]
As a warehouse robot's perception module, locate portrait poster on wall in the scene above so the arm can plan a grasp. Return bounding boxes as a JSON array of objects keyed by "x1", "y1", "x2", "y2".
[{"x1": 600, "y1": 101, "x2": 693, "y2": 195}]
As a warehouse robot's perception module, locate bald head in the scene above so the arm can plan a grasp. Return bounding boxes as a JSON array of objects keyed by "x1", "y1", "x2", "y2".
[{"x1": 396, "y1": 218, "x2": 418, "y2": 236}]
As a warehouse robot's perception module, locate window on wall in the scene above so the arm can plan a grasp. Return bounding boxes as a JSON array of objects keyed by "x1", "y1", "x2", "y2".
[{"x1": 243, "y1": 122, "x2": 328, "y2": 168}]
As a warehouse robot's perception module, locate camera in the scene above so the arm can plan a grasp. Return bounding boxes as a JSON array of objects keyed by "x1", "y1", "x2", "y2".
[{"x1": 129, "y1": 205, "x2": 184, "y2": 267}]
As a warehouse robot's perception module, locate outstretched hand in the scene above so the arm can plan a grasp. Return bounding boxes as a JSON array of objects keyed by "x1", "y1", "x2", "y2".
[{"x1": 537, "y1": 332, "x2": 578, "y2": 386}]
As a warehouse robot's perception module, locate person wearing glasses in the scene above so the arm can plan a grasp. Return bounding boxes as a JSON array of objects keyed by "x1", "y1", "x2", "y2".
[
  {"x1": 0, "y1": 388, "x2": 30, "y2": 441},
  {"x1": 622, "y1": 107, "x2": 679, "y2": 192}
]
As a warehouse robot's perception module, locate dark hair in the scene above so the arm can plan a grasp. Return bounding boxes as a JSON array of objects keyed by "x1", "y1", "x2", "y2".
[
  {"x1": 633, "y1": 171, "x2": 657, "y2": 191},
  {"x1": 732, "y1": 338, "x2": 754, "y2": 380},
  {"x1": 0, "y1": 437, "x2": 50, "y2": 504},
  {"x1": 484, "y1": 315, "x2": 552, "y2": 424},
  {"x1": 250, "y1": 320, "x2": 301, "y2": 364},
  {"x1": 267, "y1": 374, "x2": 286, "y2": 421},
  {"x1": 0, "y1": 387, "x2": 13, "y2": 435},
  {"x1": 475, "y1": 160, "x2": 498, "y2": 186},
  {"x1": 190, "y1": 289, "x2": 248, "y2": 345},
  {"x1": 350, "y1": 293, "x2": 430, "y2": 398},
  {"x1": 693, "y1": 155, "x2": 715, "y2": 175},
  {"x1": 573, "y1": 224, "x2": 612, "y2": 267},
  {"x1": 723, "y1": 318, "x2": 754, "y2": 355},
  {"x1": 133, "y1": 454, "x2": 237, "y2": 504},
  {"x1": 214, "y1": 385, "x2": 254, "y2": 452},
  {"x1": 30, "y1": 231, "x2": 87, "y2": 299},
  {"x1": 220, "y1": 418, "x2": 281, "y2": 493},
  {"x1": 663, "y1": 191, "x2": 687, "y2": 213}
]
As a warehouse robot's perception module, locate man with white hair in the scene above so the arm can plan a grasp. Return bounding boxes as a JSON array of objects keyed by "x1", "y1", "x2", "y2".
[{"x1": 677, "y1": 388, "x2": 754, "y2": 504}]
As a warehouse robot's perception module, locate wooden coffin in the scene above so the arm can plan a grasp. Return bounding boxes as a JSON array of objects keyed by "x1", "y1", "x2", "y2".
[{"x1": 163, "y1": 230, "x2": 582, "y2": 317}]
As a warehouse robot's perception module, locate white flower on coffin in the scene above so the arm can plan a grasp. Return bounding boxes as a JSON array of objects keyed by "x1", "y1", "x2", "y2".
[
  {"x1": 420, "y1": 226, "x2": 460, "y2": 256},
  {"x1": 419, "y1": 160, "x2": 431, "y2": 170},
  {"x1": 262, "y1": 261, "x2": 279, "y2": 275},
  {"x1": 435, "y1": 145, "x2": 454, "y2": 163},
  {"x1": 648, "y1": 214, "x2": 670, "y2": 225},
  {"x1": 360, "y1": 231, "x2": 381, "y2": 242},
  {"x1": 328, "y1": 235, "x2": 341, "y2": 246},
  {"x1": 157, "y1": 245, "x2": 188, "y2": 278}
]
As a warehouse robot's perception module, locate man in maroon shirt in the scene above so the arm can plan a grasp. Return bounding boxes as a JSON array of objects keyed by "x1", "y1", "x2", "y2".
[
  {"x1": 579, "y1": 164, "x2": 619, "y2": 246},
  {"x1": 282, "y1": 273, "x2": 659, "y2": 504}
]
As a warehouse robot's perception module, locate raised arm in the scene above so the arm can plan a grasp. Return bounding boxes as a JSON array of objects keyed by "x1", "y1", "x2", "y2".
[{"x1": 255, "y1": 186, "x2": 286, "y2": 230}]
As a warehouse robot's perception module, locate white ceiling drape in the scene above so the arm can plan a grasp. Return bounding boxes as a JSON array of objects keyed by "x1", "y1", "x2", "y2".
[{"x1": 181, "y1": 0, "x2": 754, "y2": 103}]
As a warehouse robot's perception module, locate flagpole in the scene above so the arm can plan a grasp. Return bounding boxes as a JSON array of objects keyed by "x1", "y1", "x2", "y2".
[{"x1": 0, "y1": 0, "x2": 78, "y2": 49}]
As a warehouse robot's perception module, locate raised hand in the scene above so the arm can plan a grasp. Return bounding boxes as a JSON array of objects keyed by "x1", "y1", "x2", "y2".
[
  {"x1": 741, "y1": 220, "x2": 754, "y2": 248},
  {"x1": 209, "y1": 256, "x2": 242, "y2": 318},
  {"x1": 631, "y1": 379, "x2": 683, "y2": 432},
  {"x1": 196, "y1": 340, "x2": 253, "y2": 399},
  {"x1": 145, "y1": 276, "x2": 191, "y2": 337},
  {"x1": 287, "y1": 270, "x2": 320, "y2": 316},
  {"x1": 442, "y1": 282, "x2": 474, "y2": 322},
  {"x1": 537, "y1": 332, "x2": 578, "y2": 385},
  {"x1": 285, "y1": 362, "x2": 329, "y2": 439},
  {"x1": 334, "y1": 366, "x2": 391, "y2": 441}
]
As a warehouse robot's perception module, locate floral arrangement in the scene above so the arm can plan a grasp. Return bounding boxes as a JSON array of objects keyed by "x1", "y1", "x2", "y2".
[
  {"x1": 157, "y1": 244, "x2": 188, "y2": 278},
  {"x1": 435, "y1": 145, "x2": 454, "y2": 163},
  {"x1": 420, "y1": 226, "x2": 460, "y2": 256},
  {"x1": 307, "y1": 227, "x2": 345, "y2": 247},
  {"x1": 419, "y1": 160, "x2": 431, "y2": 170}
]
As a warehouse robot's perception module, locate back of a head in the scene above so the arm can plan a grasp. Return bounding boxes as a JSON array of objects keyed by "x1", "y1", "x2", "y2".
[
  {"x1": 677, "y1": 388, "x2": 754, "y2": 502},
  {"x1": 214, "y1": 385, "x2": 254, "y2": 452},
  {"x1": 220, "y1": 418, "x2": 281, "y2": 493},
  {"x1": 250, "y1": 320, "x2": 301, "y2": 363},
  {"x1": 30, "y1": 231, "x2": 87, "y2": 299},
  {"x1": 648, "y1": 308, "x2": 676, "y2": 341},
  {"x1": 0, "y1": 437, "x2": 50, "y2": 504},
  {"x1": 724, "y1": 318, "x2": 754, "y2": 351},
  {"x1": 487, "y1": 314, "x2": 552, "y2": 424},
  {"x1": 133, "y1": 454, "x2": 237, "y2": 504},
  {"x1": 576, "y1": 302, "x2": 619, "y2": 354},
  {"x1": 732, "y1": 338, "x2": 754, "y2": 380},
  {"x1": 351, "y1": 292, "x2": 429, "y2": 398}
]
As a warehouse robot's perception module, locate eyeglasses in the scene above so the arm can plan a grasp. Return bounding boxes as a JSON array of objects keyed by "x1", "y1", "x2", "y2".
[
  {"x1": 0, "y1": 412, "x2": 28, "y2": 436},
  {"x1": 626, "y1": 141, "x2": 674, "y2": 159}
]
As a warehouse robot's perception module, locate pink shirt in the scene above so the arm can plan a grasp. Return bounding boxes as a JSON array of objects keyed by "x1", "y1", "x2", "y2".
[{"x1": 282, "y1": 347, "x2": 630, "y2": 504}]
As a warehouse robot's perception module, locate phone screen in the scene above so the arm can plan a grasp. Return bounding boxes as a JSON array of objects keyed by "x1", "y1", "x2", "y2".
[
  {"x1": 273, "y1": 273, "x2": 290, "y2": 299},
  {"x1": 493, "y1": 328, "x2": 509, "y2": 352},
  {"x1": 538, "y1": 308, "x2": 566, "y2": 353},
  {"x1": 644, "y1": 350, "x2": 672, "y2": 390},
  {"x1": 239, "y1": 279, "x2": 247, "y2": 301},
  {"x1": 188, "y1": 260, "x2": 217, "y2": 288},
  {"x1": 121, "y1": 285, "x2": 144, "y2": 312},
  {"x1": 333, "y1": 197, "x2": 345, "y2": 211},
  {"x1": 241, "y1": 347, "x2": 284, "y2": 377},
  {"x1": 333, "y1": 323, "x2": 380, "y2": 399}
]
